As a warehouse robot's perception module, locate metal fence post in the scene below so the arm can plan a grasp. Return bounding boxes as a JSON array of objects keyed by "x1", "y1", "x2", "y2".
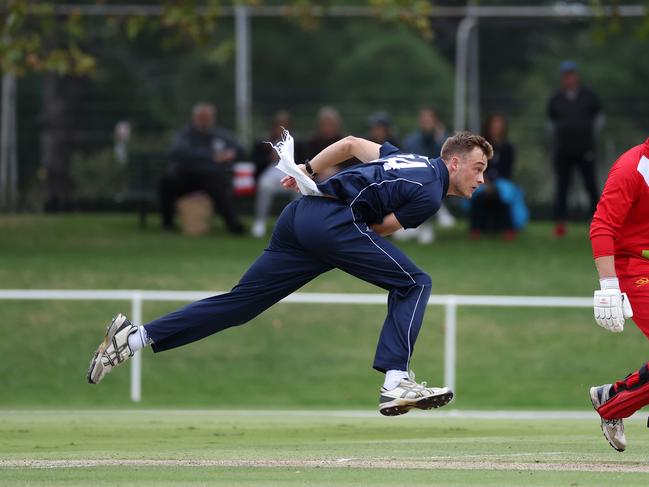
[
  {"x1": 235, "y1": 4, "x2": 251, "y2": 147},
  {"x1": 453, "y1": 16, "x2": 477, "y2": 132},
  {"x1": 444, "y1": 296, "x2": 458, "y2": 393},
  {"x1": 130, "y1": 291, "x2": 143, "y2": 402}
]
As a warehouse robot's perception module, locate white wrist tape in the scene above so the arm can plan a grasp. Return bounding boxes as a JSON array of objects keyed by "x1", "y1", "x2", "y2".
[{"x1": 600, "y1": 277, "x2": 620, "y2": 290}]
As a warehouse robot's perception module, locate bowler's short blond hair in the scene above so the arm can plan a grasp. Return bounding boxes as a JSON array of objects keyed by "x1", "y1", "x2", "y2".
[{"x1": 441, "y1": 131, "x2": 493, "y2": 161}]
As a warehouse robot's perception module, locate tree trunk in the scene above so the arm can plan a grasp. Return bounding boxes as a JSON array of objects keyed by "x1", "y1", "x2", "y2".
[{"x1": 40, "y1": 73, "x2": 87, "y2": 211}]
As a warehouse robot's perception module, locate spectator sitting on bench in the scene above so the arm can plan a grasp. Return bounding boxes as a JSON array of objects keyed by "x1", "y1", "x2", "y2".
[
  {"x1": 159, "y1": 102, "x2": 245, "y2": 234},
  {"x1": 469, "y1": 113, "x2": 528, "y2": 240}
]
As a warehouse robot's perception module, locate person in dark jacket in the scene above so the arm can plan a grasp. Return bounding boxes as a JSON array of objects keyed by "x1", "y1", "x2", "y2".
[
  {"x1": 304, "y1": 107, "x2": 344, "y2": 162},
  {"x1": 470, "y1": 114, "x2": 518, "y2": 239},
  {"x1": 548, "y1": 60, "x2": 603, "y2": 237},
  {"x1": 159, "y1": 103, "x2": 245, "y2": 234},
  {"x1": 367, "y1": 111, "x2": 400, "y2": 147}
]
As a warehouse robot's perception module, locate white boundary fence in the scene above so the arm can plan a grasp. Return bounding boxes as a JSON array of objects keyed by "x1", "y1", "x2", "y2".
[{"x1": 0, "y1": 290, "x2": 592, "y2": 402}]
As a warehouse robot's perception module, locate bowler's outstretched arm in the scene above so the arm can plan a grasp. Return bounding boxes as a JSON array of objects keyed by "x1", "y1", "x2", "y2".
[
  {"x1": 308, "y1": 136, "x2": 381, "y2": 173},
  {"x1": 281, "y1": 136, "x2": 381, "y2": 191}
]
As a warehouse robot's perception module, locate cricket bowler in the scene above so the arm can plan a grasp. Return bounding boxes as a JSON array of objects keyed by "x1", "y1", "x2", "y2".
[
  {"x1": 87, "y1": 131, "x2": 492, "y2": 416},
  {"x1": 589, "y1": 138, "x2": 649, "y2": 450}
]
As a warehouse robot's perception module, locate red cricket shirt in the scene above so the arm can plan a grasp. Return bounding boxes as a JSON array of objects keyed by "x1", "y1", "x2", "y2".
[{"x1": 590, "y1": 138, "x2": 649, "y2": 278}]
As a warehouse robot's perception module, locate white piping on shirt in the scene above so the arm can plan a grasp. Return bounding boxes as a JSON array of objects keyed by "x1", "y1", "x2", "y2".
[
  {"x1": 348, "y1": 178, "x2": 423, "y2": 284},
  {"x1": 348, "y1": 177, "x2": 428, "y2": 369}
]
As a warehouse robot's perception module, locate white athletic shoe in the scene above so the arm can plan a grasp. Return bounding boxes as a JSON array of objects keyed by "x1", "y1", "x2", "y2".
[
  {"x1": 416, "y1": 222, "x2": 435, "y2": 244},
  {"x1": 436, "y1": 205, "x2": 456, "y2": 229},
  {"x1": 87, "y1": 314, "x2": 137, "y2": 385},
  {"x1": 392, "y1": 228, "x2": 419, "y2": 242},
  {"x1": 590, "y1": 384, "x2": 626, "y2": 452},
  {"x1": 251, "y1": 220, "x2": 266, "y2": 238},
  {"x1": 379, "y1": 371, "x2": 454, "y2": 416}
]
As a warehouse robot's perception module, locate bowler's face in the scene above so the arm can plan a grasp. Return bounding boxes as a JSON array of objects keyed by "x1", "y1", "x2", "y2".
[{"x1": 452, "y1": 148, "x2": 488, "y2": 198}]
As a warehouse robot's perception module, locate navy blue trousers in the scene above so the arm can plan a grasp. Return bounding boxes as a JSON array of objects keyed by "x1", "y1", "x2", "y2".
[{"x1": 144, "y1": 196, "x2": 432, "y2": 372}]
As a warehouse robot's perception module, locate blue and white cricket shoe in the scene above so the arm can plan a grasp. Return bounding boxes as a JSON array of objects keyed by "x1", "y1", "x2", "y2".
[
  {"x1": 87, "y1": 314, "x2": 137, "y2": 384},
  {"x1": 379, "y1": 371, "x2": 454, "y2": 416}
]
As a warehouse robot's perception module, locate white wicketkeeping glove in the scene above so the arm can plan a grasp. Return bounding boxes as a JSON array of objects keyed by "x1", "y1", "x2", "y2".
[{"x1": 594, "y1": 278, "x2": 633, "y2": 333}]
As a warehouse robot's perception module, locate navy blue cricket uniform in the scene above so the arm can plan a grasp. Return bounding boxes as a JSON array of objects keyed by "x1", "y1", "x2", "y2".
[{"x1": 144, "y1": 143, "x2": 449, "y2": 372}]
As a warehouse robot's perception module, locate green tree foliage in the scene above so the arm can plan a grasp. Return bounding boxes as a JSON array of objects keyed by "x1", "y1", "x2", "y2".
[
  {"x1": 0, "y1": 1, "x2": 95, "y2": 75},
  {"x1": 3, "y1": 0, "x2": 648, "y2": 78},
  {"x1": 329, "y1": 26, "x2": 453, "y2": 129},
  {"x1": 0, "y1": 0, "x2": 225, "y2": 75},
  {"x1": 6, "y1": 0, "x2": 649, "y2": 210},
  {"x1": 249, "y1": 17, "x2": 453, "y2": 135},
  {"x1": 0, "y1": 0, "x2": 227, "y2": 75},
  {"x1": 480, "y1": 18, "x2": 649, "y2": 204},
  {"x1": 1, "y1": 0, "x2": 436, "y2": 77}
]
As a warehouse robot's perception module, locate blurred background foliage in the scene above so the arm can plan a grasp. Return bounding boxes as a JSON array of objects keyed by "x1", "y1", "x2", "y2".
[{"x1": 2, "y1": 0, "x2": 649, "y2": 212}]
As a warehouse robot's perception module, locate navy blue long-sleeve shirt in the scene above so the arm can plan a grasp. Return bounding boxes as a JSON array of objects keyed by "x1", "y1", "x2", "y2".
[{"x1": 317, "y1": 143, "x2": 449, "y2": 228}]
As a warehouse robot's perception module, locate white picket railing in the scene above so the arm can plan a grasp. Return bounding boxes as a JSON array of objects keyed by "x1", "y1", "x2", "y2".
[{"x1": 0, "y1": 289, "x2": 592, "y2": 402}]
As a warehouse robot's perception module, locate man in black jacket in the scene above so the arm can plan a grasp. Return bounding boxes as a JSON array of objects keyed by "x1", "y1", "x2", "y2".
[
  {"x1": 547, "y1": 60, "x2": 603, "y2": 237},
  {"x1": 159, "y1": 103, "x2": 245, "y2": 234}
]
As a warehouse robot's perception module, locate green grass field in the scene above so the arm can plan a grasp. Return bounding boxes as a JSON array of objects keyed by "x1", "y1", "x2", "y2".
[
  {"x1": 3, "y1": 214, "x2": 649, "y2": 485},
  {"x1": 2, "y1": 214, "x2": 648, "y2": 410},
  {"x1": 0, "y1": 213, "x2": 598, "y2": 294},
  {"x1": 3, "y1": 410, "x2": 649, "y2": 486}
]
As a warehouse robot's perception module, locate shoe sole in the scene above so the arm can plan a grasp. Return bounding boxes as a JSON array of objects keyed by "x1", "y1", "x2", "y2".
[
  {"x1": 87, "y1": 314, "x2": 127, "y2": 385},
  {"x1": 379, "y1": 391, "x2": 454, "y2": 417},
  {"x1": 589, "y1": 386, "x2": 625, "y2": 452}
]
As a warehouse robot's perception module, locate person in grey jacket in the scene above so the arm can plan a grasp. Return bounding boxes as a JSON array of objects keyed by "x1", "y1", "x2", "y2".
[{"x1": 395, "y1": 106, "x2": 455, "y2": 244}]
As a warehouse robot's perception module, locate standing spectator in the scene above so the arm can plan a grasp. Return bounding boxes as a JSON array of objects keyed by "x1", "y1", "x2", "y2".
[
  {"x1": 250, "y1": 111, "x2": 303, "y2": 238},
  {"x1": 397, "y1": 106, "x2": 455, "y2": 244},
  {"x1": 367, "y1": 111, "x2": 400, "y2": 147},
  {"x1": 470, "y1": 114, "x2": 528, "y2": 240},
  {"x1": 548, "y1": 60, "x2": 603, "y2": 237},
  {"x1": 159, "y1": 103, "x2": 245, "y2": 234}
]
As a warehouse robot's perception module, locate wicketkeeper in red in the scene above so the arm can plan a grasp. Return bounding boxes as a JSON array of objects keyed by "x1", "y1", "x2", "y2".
[{"x1": 589, "y1": 138, "x2": 649, "y2": 451}]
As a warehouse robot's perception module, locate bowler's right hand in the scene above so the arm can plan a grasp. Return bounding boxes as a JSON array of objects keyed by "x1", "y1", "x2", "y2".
[
  {"x1": 281, "y1": 175, "x2": 299, "y2": 192},
  {"x1": 281, "y1": 164, "x2": 310, "y2": 193}
]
